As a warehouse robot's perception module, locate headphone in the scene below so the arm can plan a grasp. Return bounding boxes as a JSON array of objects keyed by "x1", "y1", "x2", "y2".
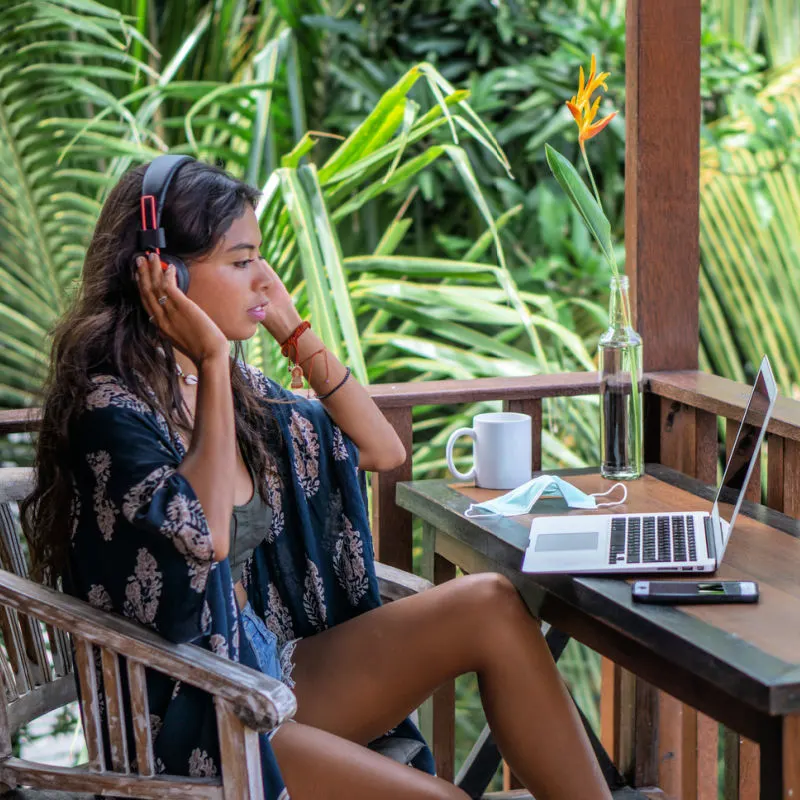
[{"x1": 138, "y1": 154, "x2": 194, "y2": 293}]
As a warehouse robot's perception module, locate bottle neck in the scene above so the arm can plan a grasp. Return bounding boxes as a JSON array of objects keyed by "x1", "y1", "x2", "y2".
[{"x1": 609, "y1": 277, "x2": 630, "y2": 331}]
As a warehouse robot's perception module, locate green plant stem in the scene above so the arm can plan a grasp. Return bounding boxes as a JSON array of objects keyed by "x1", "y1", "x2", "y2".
[{"x1": 581, "y1": 143, "x2": 604, "y2": 216}]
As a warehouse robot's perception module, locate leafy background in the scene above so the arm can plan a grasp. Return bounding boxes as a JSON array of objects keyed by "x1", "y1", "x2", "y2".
[{"x1": 1, "y1": 0, "x2": 799, "y2": 789}]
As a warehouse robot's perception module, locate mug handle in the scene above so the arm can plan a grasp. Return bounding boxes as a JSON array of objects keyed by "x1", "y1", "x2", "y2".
[{"x1": 446, "y1": 427, "x2": 477, "y2": 481}]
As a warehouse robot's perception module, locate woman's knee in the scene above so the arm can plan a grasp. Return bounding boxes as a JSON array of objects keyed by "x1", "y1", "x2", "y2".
[
  {"x1": 456, "y1": 573, "x2": 538, "y2": 650},
  {"x1": 467, "y1": 571, "x2": 519, "y2": 605},
  {"x1": 452, "y1": 572, "x2": 524, "y2": 627}
]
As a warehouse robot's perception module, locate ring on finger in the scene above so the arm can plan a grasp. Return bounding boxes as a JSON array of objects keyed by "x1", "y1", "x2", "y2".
[
  {"x1": 148, "y1": 315, "x2": 155, "y2": 323},
  {"x1": 158, "y1": 295, "x2": 168, "y2": 306}
]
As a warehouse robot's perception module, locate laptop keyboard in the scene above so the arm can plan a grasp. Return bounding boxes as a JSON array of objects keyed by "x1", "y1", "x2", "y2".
[{"x1": 609, "y1": 515, "x2": 698, "y2": 565}]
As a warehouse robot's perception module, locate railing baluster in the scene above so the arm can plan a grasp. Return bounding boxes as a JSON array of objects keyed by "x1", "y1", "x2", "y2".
[
  {"x1": 503, "y1": 398, "x2": 542, "y2": 471},
  {"x1": 697, "y1": 714, "x2": 719, "y2": 800},
  {"x1": 370, "y1": 406, "x2": 413, "y2": 572},
  {"x1": 658, "y1": 693, "x2": 697, "y2": 799},
  {"x1": 785, "y1": 713, "x2": 800, "y2": 798},
  {"x1": 695, "y1": 410, "x2": 718, "y2": 485},
  {"x1": 723, "y1": 730, "x2": 759, "y2": 799},
  {"x1": 767, "y1": 434, "x2": 800, "y2": 517},
  {"x1": 726, "y1": 419, "x2": 761, "y2": 503}
]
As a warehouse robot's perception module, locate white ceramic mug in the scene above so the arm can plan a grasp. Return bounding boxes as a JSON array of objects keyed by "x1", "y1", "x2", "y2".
[{"x1": 445, "y1": 412, "x2": 532, "y2": 490}]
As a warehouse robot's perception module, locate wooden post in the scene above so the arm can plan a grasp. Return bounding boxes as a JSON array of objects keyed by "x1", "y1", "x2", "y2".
[
  {"x1": 371, "y1": 406, "x2": 414, "y2": 572},
  {"x1": 215, "y1": 697, "x2": 263, "y2": 798},
  {"x1": 626, "y1": 0, "x2": 702, "y2": 371}
]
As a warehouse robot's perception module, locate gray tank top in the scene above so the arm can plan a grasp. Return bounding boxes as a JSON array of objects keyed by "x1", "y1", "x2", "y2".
[{"x1": 229, "y1": 483, "x2": 273, "y2": 584}]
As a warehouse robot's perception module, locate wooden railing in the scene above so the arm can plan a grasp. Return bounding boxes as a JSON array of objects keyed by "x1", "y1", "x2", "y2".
[
  {"x1": 370, "y1": 370, "x2": 800, "y2": 798},
  {"x1": 2, "y1": 368, "x2": 797, "y2": 797}
]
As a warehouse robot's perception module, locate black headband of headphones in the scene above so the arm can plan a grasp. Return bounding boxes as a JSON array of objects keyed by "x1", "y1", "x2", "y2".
[{"x1": 137, "y1": 154, "x2": 194, "y2": 252}]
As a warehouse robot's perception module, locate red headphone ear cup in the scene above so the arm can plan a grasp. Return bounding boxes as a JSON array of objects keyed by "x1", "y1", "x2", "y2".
[{"x1": 159, "y1": 254, "x2": 190, "y2": 293}]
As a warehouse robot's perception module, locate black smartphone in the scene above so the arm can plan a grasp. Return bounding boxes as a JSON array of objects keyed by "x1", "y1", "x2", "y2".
[{"x1": 631, "y1": 580, "x2": 759, "y2": 605}]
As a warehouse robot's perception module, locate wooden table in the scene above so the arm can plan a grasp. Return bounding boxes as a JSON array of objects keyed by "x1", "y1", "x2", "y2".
[{"x1": 396, "y1": 466, "x2": 800, "y2": 799}]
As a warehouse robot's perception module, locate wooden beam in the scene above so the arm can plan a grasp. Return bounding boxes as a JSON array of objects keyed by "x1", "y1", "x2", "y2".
[{"x1": 626, "y1": 0, "x2": 701, "y2": 371}]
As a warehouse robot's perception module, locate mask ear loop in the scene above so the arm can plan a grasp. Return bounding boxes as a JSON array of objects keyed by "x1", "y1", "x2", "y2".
[
  {"x1": 464, "y1": 506, "x2": 502, "y2": 518},
  {"x1": 592, "y1": 482, "x2": 628, "y2": 508}
]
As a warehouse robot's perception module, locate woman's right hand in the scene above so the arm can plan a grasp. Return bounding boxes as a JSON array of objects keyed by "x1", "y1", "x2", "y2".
[{"x1": 136, "y1": 253, "x2": 229, "y2": 367}]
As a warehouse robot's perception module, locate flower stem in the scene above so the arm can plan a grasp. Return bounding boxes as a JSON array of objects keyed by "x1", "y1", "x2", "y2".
[{"x1": 581, "y1": 143, "x2": 603, "y2": 212}]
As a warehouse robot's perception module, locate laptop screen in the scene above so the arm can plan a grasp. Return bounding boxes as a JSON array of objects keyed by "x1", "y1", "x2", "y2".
[{"x1": 713, "y1": 357, "x2": 776, "y2": 548}]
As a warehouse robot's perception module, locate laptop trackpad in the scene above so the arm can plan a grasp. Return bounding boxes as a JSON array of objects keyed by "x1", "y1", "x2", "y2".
[{"x1": 534, "y1": 531, "x2": 599, "y2": 552}]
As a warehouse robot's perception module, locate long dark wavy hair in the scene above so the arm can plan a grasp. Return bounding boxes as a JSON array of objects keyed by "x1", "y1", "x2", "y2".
[{"x1": 21, "y1": 160, "x2": 281, "y2": 586}]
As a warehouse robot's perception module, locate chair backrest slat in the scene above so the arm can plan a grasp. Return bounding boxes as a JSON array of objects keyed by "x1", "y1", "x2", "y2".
[
  {"x1": 0, "y1": 605, "x2": 32, "y2": 695},
  {"x1": 0, "y1": 642, "x2": 17, "y2": 704},
  {"x1": 127, "y1": 659, "x2": 155, "y2": 776},
  {"x1": 18, "y1": 611, "x2": 50, "y2": 687},
  {"x1": 101, "y1": 649, "x2": 130, "y2": 773},
  {"x1": 0, "y1": 504, "x2": 27, "y2": 578},
  {"x1": 46, "y1": 622, "x2": 71, "y2": 678},
  {"x1": 74, "y1": 637, "x2": 105, "y2": 772},
  {"x1": 0, "y1": 467, "x2": 70, "y2": 720}
]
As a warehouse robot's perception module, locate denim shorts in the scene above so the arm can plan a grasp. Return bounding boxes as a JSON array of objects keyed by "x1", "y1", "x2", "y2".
[{"x1": 240, "y1": 602, "x2": 298, "y2": 689}]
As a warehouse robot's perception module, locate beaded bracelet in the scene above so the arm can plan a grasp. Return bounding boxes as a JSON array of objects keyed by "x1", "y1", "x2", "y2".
[{"x1": 316, "y1": 367, "x2": 351, "y2": 401}]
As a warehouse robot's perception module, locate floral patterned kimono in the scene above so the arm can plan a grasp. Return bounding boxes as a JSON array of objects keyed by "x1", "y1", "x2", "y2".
[{"x1": 65, "y1": 362, "x2": 432, "y2": 799}]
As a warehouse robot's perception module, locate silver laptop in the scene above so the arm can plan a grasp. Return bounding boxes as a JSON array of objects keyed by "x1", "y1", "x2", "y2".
[{"x1": 522, "y1": 356, "x2": 777, "y2": 575}]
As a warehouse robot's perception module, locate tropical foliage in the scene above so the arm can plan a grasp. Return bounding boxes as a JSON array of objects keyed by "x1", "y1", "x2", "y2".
[{"x1": 2, "y1": 0, "x2": 800, "y2": 786}]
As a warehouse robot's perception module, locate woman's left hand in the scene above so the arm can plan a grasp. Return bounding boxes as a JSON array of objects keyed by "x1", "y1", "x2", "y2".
[{"x1": 258, "y1": 258, "x2": 303, "y2": 343}]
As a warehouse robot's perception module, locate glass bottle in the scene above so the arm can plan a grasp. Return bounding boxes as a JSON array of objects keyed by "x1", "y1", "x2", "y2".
[{"x1": 598, "y1": 275, "x2": 643, "y2": 480}]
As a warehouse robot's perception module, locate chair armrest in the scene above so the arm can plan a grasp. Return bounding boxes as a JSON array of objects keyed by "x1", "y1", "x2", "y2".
[
  {"x1": 0, "y1": 569, "x2": 295, "y2": 733},
  {"x1": 375, "y1": 562, "x2": 433, "y2": 602},
  {"x1": 0, "y1": 467, "x2": 34, "y2": 505}
]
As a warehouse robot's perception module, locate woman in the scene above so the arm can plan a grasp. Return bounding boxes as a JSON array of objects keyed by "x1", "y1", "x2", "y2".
[{"x1": 22, "y1": 157, "x2": 613, "y2": 800}]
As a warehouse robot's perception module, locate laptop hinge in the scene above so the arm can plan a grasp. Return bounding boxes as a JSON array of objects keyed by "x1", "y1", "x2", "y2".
[{"x1": 703, "y1": 516, "x2": 717, "y2": 563}]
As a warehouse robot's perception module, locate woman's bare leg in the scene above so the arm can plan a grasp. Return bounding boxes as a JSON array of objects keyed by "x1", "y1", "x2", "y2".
[
  {"x1": 289, "y1": 572, "x2": 612, "y2": 800},
  {"x1": 270, "y1": 722, "x2": 468, "y2": 799}
]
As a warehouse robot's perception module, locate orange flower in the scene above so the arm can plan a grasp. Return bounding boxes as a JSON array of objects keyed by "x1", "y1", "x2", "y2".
[{"x1": 566, "y1": 54, "x2": 616, "y2": 146}]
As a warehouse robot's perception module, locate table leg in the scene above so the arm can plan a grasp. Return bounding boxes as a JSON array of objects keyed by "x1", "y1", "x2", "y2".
[{"x1": 420, "y1": 522, "x2": 456, "y2": 783}]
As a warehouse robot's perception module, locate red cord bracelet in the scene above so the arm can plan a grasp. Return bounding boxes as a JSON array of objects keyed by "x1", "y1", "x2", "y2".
[{"x1": 280, "y1": 321, "x2": 311, "y2": 361}]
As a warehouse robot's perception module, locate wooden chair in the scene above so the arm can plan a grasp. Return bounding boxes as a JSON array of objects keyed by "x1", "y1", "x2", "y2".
[
  {"x1": 0, "y1": 467, "x2": 430, "y2": 799},
  {"x1": 0, "y1": 466, "x2": 664, "y2": 800}
]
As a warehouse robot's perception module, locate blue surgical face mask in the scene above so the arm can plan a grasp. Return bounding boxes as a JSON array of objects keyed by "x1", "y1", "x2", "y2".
[{"x1": 464, "y1": 474, "x2": 627, "y2": 518}]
